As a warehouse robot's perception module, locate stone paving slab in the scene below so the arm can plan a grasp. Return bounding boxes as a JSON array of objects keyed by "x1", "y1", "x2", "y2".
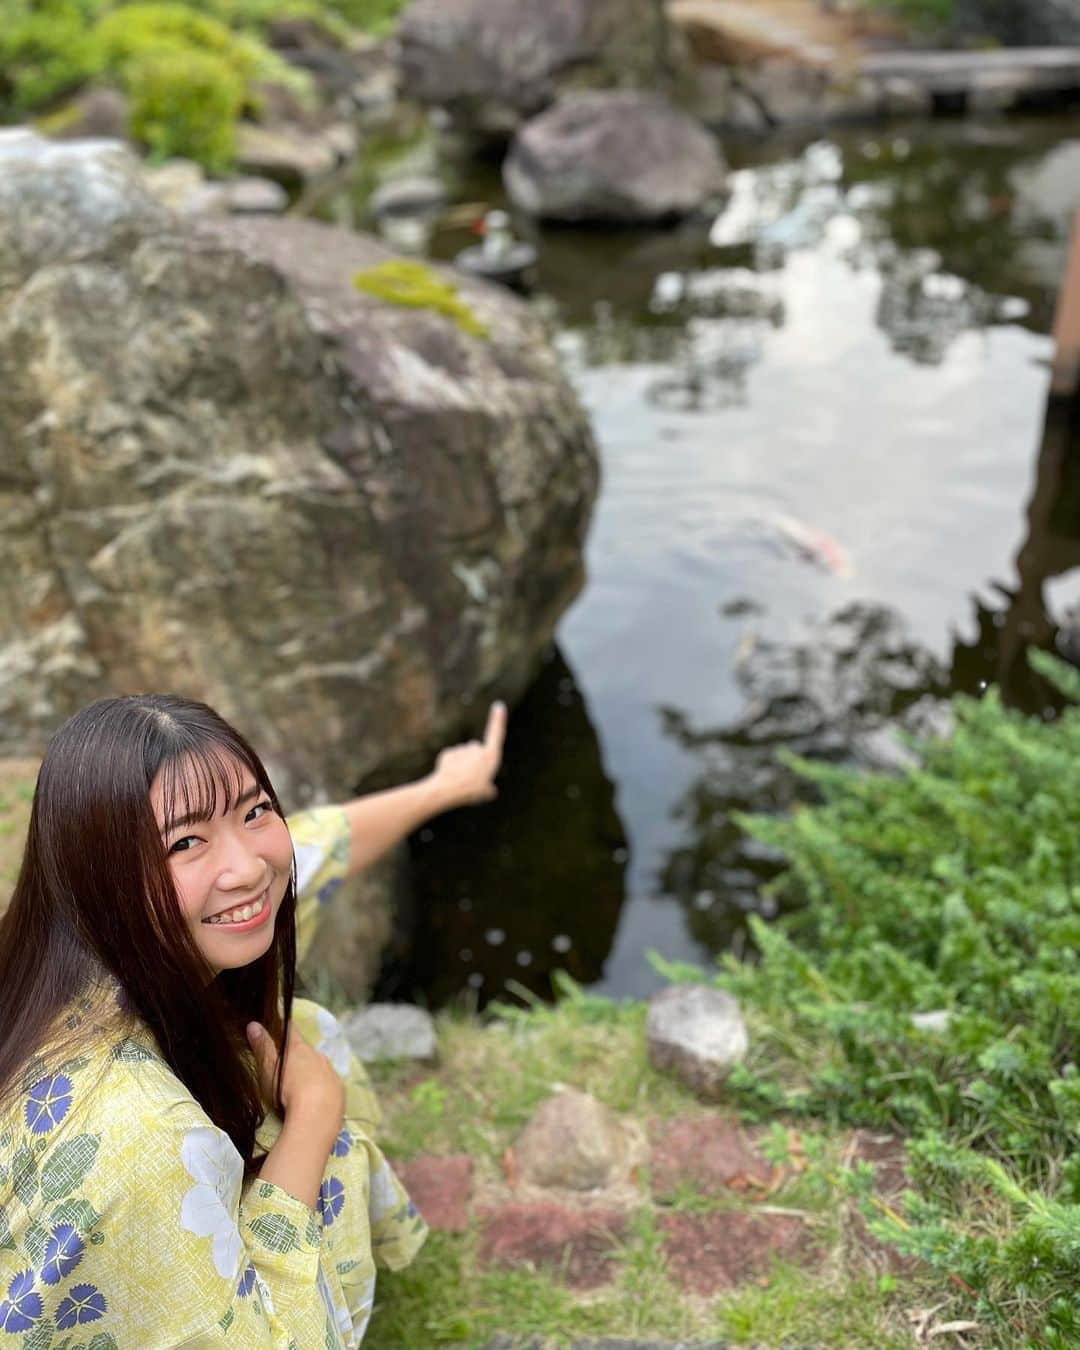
[
  {"x1": 650, "y1": 1114, "x2": 773, "y2": 1198},
  {"x1": 476, "y1": 1201, "x2": 629, "y2": 1289},
  {"x1": 657, "y1": 1210, "x2": 811, "y2": 1295},
  {"x1": 396, "y1": 1153, "x2": 472, "y2": 1231}
]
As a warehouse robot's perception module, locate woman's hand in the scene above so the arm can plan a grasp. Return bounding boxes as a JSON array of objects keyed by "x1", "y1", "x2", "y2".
[
  {"x1": 428, "y1": 701, "x2": 507, "y2": 810},
  {"x1": 246, "y1": 1019, "x2": 344, "y2": 1140}
]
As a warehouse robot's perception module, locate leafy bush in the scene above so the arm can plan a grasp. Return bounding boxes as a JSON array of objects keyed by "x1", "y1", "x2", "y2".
[
  {"x1": 0, "y1": 1, "x2": 106, "y2": 114},
  {"x1": 655, "y1": 650, "x2": 1080, "y2": 1340},
  {"x1": 125, "y1": 41, "x2": 242, "y2": 168}
]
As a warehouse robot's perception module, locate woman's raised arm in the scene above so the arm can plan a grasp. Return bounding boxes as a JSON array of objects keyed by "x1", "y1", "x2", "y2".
[{"x1": 338, "y1": 700, "x2": 507, "y2": 876}]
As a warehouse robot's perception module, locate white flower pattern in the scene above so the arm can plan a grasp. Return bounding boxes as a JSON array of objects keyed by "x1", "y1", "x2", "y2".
[
  {"x1": 314, "y1": 1006, "x2": 352, "y2": 1076},
  {"x1": 178, "y1": 1125, "x2": 245, "y2": 1280}
]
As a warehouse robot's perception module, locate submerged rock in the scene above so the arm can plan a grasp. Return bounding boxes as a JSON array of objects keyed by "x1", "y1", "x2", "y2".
[
  {"x1": 396, "y1": 0, "x2": 691, "y2": 139},
  {"x1": 645, "y1": 983, "x2": 749, "y2": 1098},
  {"x1": 504, "y1": 90, "x2": 726, "y2": 223}
]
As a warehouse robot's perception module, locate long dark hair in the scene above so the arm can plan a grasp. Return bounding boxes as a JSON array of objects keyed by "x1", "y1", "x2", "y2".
[{"x1": 0, "y1": 694, "x2": 297, "y2": 1178}]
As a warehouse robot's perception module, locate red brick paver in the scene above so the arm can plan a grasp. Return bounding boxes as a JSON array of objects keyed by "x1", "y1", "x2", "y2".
[
  {"x1": 397, "y1": 1154, "x2": 473, "y2": 1232},
  {"x1": 650, "y1": 1114, "x2": 773, "y2": 1198},
  {"x1": 658, "y1": 1210, "x2": 811, "y2": 1294},
  {"x1": 476, "y1": 1202, "x2": 628, "y2": 1288}
]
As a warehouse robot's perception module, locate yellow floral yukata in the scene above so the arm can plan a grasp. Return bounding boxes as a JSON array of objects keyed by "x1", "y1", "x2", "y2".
[{"x1": 0, "y1": 807, "x2": 427, "y2": 1348}]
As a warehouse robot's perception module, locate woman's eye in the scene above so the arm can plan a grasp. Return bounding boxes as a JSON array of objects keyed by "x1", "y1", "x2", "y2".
[
  {"x1": 246, "y1": 799, "x2": 273, "y2": 823},
  {"x1": 169, "y1": 836, "x2": 200, "y2": 855}
]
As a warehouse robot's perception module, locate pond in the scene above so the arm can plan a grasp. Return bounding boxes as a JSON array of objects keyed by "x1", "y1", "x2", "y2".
[{"x1": 316, "y1": 113, "x2": 1080, "y2": 1008}]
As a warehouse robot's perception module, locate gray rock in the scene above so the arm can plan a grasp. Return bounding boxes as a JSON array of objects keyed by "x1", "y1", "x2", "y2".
[
  {"x1": 234, "y1": 122, "x2": 343, "y2": 189},
  {"x1": 911, "y1": 1009, "x2": 952, "y2": 1034},
  {"x1": 48, "y1": 88, "x2": 131, "y2": 142},
  {"x1": 504, "y1": 91, "x2": 726, "y2": 224},
  {"x1": 0, "y1": 133, "x2": 167, "y2": 287},
  {"x1": 511, "y1": 1089, "x2": 639, "y2": 1191},
  {"x1": 342, "y1": 1003, "x2": 438, "y2": 1061},
  {"x1": 222, "y1": 176, "x2": 289, "y2": 215},
  {"x1": 397, "y1": 0, "x2": 692, "y2": 139},
  {"x1": 646, "y1": 984, "x2": 748, "y2": 1099},
  {"x1": 369, "y1": 174, "x2": 448, "y2": 218},
  {"x1": 0, "y1": 134, "x2": 599, "y2": 820}
]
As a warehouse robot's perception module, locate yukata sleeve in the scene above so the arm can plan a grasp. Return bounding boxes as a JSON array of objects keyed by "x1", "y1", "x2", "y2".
[
  {"x1": 106, "y1": 1056, "x2": 338, "y2": 1348},
  {"x1": 291, "y1": 999, "x2": 428, "y2": 1274},
  {"x1": 287, "y1": 805, "x2": 352, "y2": 965}
]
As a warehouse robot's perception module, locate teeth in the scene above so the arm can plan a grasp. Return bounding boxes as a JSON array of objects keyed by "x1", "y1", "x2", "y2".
[{"x1": 204, "y1": 892, "x2": 266, "y2": 926}]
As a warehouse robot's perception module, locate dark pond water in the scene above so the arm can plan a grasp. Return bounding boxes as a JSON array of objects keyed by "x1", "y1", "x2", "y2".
[{"x1": 316, "y1": 114, "x2": 1080, "y2": 1008}]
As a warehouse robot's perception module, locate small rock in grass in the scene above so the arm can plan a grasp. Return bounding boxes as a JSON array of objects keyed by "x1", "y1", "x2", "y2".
[
  {"x1": 646, "y1": 983, "x2": 748, "y2": 1098},
  {"x1": 512, "y1": 1089, "x2": 640, "y2": 1192},
  {"x1": 910, "y1": 1009, "x2": 951, "y2": 1033},
  {"x1": 342, "y1": 1003, "x2": 437, "y2": 1062}
]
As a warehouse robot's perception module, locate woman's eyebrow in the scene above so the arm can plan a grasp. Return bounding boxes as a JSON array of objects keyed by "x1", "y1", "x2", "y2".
[{"x1": 160, "y1": 783, "x2": 262, "y2": 836}]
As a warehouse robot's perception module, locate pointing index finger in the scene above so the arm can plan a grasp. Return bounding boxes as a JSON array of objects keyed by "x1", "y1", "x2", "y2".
[{"x1": 484, "y1": 700, "x2": 507, "y2": 760}]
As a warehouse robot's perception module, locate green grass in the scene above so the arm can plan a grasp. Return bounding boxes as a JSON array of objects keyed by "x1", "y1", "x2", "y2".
[{"x1": 363, "y1": 986, "x2": 948, "y2": 1348}]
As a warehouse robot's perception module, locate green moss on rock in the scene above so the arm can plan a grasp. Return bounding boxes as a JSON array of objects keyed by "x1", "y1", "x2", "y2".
[{"x1": 352, "y1": 260, "x2": 488, "y2": 338}]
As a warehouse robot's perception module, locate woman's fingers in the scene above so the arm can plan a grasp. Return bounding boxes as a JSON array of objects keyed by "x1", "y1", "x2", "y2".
[{"x1": 483, "y1": 700, "x2": 507, "y2": 765}]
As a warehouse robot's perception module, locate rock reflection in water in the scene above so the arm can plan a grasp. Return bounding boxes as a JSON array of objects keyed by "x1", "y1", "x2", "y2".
[
  {"x1": 657, "y1": 603, "x2": 952, "y2": 957},
  {"x1": 381, "y1": 645, "x2": 627, "y2": 1007}
]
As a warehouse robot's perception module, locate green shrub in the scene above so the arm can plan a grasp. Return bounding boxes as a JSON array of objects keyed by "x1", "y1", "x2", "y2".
[
  {"x1": 125, "y1": 42, "x2": 242, "y2": 168},
  {"x1": 654, "y1": 650, "x2": 1080, "y2": 1339},
  {"x1": 352, "y1": 260, "x2": 489, "y2": 337},
  {"x1": 0, "y1": 1, "x2": 105, "y2": 113}
]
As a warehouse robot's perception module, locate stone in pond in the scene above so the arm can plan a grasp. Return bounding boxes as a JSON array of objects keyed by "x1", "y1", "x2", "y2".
[{"x1": 504, "y1": 90, "x2": 726, "y2": 224}]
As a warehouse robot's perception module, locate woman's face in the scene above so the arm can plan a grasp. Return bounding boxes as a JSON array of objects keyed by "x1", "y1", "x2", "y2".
[{"x1": 150, "y1": 757, "x2": 294, "y2": 974}]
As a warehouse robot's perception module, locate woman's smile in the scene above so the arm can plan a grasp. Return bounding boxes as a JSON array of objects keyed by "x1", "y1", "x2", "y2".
[{"x1": 201, "y1": 887, "x2": 273, "y2": 931}]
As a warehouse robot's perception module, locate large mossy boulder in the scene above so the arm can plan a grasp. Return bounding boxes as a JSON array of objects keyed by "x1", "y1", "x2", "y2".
[
  {"x1": 503, "y1": 91, "x2": 727, "y2": 224},
  {"x1": 395, "y1": 0, "x2": 692, "y2": 139},
  {"x1": 0, "y1": 132, "x2": 599, "y2": 810}
]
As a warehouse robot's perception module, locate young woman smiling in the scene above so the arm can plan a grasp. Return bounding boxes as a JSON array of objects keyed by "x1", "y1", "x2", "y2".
[{"x1": 0, "y1": 692, "x2": 506, "y2": 1346}]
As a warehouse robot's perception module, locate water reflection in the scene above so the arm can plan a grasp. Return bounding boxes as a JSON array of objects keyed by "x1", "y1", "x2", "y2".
[
  {"x1": 336, "y1": 118, "x2": 1080, "y2": 1005},
  {"x1": 656, "y1": 601, "x2": 952, "y2": 955},
  {"x1": 382, "y1": 646, "x2": 627, "y2": 1007},
  {"x1": 950, "y1": 394, "x2": 1080, "y2": 709}
]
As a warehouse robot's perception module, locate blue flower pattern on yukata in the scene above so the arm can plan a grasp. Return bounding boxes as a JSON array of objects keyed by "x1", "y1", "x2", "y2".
[
  {"x1": 236, "y1": 1263, "x2": 256, "y2": 1298},
  {"x1": 41, "y1": 1224, "x2": 85, "y2": 1284},
  {"x1": 55, "y1": 1282, "x2": 106, "y2": 1328},
  {"x1": 317, "y1": 877, "x2": 342, "y2": 907},
  {"x1": 331, "y1": 1128, "x2": 352, "y2": 1158},
  {"x1": 0, "y1": 1269, "x2": 42, "y2": 1332},
  {"x1": 317, "y1": 1177, "x2": 345, "y2": 1227},
  {"x1": 25, "y1": 1075, "x2": 73, "y2": 1134}
]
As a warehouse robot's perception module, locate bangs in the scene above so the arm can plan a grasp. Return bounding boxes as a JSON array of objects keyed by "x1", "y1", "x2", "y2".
[{"x1": 155, "y1": 739, "x2": 264, "y2": 839}]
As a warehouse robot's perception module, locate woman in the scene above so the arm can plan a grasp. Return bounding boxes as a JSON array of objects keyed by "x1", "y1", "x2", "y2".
[{"x1": 0, "y1": 692, "x2": 506, "y2": 1346}]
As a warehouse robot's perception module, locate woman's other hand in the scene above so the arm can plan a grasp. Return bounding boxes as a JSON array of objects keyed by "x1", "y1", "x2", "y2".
[
  {"x1": 428, "y1": 700, "x2": 507, "y2": 809},
  {"x1": 246, "y1": 1019, "x2": 344, "y2": 1140}
]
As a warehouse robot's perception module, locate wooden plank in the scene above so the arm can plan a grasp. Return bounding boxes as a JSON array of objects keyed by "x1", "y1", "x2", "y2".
[{"x1": 1052, "y1": 210, "x2": 1080, "y2": 399}]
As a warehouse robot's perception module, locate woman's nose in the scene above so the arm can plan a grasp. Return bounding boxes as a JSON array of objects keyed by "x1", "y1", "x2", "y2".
[{"x1": 217, "y1": 830, "x2": 266, "y2": 890}]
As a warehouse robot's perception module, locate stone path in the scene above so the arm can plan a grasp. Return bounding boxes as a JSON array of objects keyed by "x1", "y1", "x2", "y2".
[{"x1": 390, "y1": 1106, "x2": 912, "y2": 1300}]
